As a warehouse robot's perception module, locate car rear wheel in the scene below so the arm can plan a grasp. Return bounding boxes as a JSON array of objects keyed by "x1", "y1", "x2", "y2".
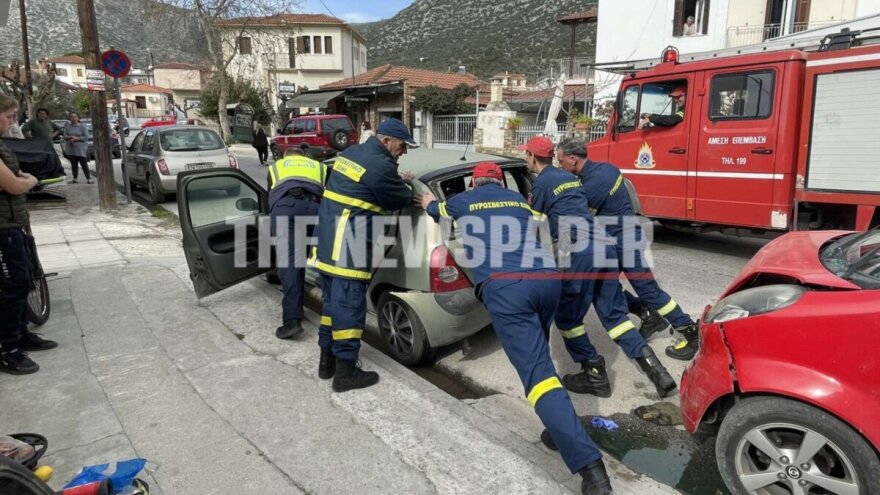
[
  {"x1": 147, "y1": 173, "x2": 166, "y2": 204},
  {"x1": 717, "y1": 396, "x2": 880, "y2": 495},
  {"x1": 271, "y1": 144, "x2": 280, "y2": 161},
  {"x1": 331, "y1": 129, "x2": 350, "y2": 151},
  {"x1": 377, "y1": 293, "x2": 434, "y2": 366}
]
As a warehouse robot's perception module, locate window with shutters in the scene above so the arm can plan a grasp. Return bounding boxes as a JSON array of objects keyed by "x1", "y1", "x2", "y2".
[
  {"x1": 673, "y1": 0, "x2": 710, "y2": 37},
  {"x1": 313, "y1": 36, "x2": 322, "y2": 54},
  {"x1": 324, "y1": 36, "x2": 333, "y2": 54},
  {"x1": 238, "y1": 37, "x2": 252, "y2": 55},
  {"x1": 299, "y1": 36, "x2": 311, "y2": 54}
]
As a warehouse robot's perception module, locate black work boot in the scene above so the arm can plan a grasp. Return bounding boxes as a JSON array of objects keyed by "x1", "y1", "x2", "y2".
[
  {"x1": 636, "y1": 346, "x2": 677, "y2": 398},
  {"x1": 563, "y1": 357, "x2": 612, "y2": 398},
  {"x1": 580, "y1": 460, "x2": 614, "y2": 495},
  {"x1": 0, "y1": 348, "x2": 39, "y2": 375},
  {"x1": 275, "y1": 320, "x2": 304, "y2": 340},
  {"x1": 666, "y1": 323, "x2": 699, "y2": 361},
  {"x1": 318, "y1": 348, "x2": 335, "y2": 380},
  {"x1": 332, "y1": 359, "x2": 379, "y2": 392},
  {"x1": 21, "y1": 332, "x2": 58, "y2": 351},
  {"x1": 636, "y1": 306, "x2": 670, "y2": 341}
]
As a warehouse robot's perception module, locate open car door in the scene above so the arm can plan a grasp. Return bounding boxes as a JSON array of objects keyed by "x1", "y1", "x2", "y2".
[{"x1": 177, "y1": 169, "x2": 270, "y2": 298}]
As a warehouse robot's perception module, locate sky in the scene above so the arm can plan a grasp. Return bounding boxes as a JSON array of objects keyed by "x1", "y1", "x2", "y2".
[{"x1": 300, "y1": 0, "x2": 415, "y2": 23}]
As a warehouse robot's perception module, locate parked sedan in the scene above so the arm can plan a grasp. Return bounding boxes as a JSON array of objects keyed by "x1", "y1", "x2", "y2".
[
  {"x1": 80, "y1": 118, "x2": 122, "y2": 159},
  {"x1": 124, "y1": 126, "x2": 239, "y2": 204},
  {"x1": 175, "y1": 149, "x2": 533, "y2": 365},
  {"x1": 680, "y1": 227, "x2": 880, "y2": 494}
]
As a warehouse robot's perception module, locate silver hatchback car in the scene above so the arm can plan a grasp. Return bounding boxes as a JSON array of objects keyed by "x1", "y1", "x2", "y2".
[
  {"x1": 124, "y1": 126, "x2": 239, "y2": 204},
  {"x1": 175, "y1": 149, "x2": 534, "y2": 365}
]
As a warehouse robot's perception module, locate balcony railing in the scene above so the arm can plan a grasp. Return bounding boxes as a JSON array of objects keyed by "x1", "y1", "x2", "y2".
[
  {"x1": 559, "y1": 57, "x2": 594, "y2": 81},
  {"x1": 726, "y1": 20, "x2": 845, "y2": 48}
]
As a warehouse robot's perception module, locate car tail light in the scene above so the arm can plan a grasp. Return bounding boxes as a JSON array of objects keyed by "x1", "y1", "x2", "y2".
[
  {"x1": 156, "y1": 159, "x2": 170, "y2": 175},
  {"x1": 430, "y1": 246, "x2": 470, "y2": 292},
  {"x1": 228, "y1": 155, "x2": 239, "y2": 169}
]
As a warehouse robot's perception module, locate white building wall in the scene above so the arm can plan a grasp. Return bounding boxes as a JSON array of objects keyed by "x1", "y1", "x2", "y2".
[
  {"x1": 727, "y1": 0, "x2": 768, "y2": 28},
  {"x1": 857, "y1": 0, "x2": 880, "y2": 16}
]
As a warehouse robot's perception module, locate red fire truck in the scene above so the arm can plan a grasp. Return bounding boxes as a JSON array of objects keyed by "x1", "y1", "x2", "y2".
[{"x1": 589, "y1": 28, "x2": 880, "y2": 232}]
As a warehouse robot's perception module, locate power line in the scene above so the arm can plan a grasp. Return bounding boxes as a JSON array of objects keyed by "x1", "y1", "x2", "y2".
[{"x1": 316, "y1": 0, "x2": 338, "y2": 19}]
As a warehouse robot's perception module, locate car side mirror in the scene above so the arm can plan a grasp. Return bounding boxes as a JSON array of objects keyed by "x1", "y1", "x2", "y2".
[{"x1": 235, "y1": 197, "x2": 258, "y2": 211}]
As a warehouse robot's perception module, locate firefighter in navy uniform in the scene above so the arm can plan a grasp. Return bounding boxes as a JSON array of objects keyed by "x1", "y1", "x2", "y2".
[
  {"x1": 313, "y1": 119, "x2": 416, "y2": 392},
  {"x1": 419, "y1": 162, "x2": 613, "y2": 495},
  {"x1": 556, "y1": 137, "x2": 699, "y2": 361},
  {"x1": 522, "y1": 136, "x2": 676, "y2": 398},
  {"x1": 268, "y1": 148, "x2": 327, "y2": 340},
  {"x1": 640, "y1": 86, "x2": 686, "y2": 129}
]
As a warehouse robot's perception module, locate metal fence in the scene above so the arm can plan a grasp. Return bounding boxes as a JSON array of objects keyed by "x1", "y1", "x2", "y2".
[
  {"x1": 433, "y1": 114, "x2": 477, "y2": 151},
  {"x1": 515, "y1": 123, "x2": 607, "y2": 145},
  {"x1": 726, "y1": 20, "x2": 843, "y2": 48},
  {"x1": 558, "y1": 57, "x2": 595, "y2": 80}
]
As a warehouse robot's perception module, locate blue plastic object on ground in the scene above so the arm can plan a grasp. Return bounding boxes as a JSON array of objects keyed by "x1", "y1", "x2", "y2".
[
  {"x1": 64, "y1": 458, "x2": 147, "y2": 492},
  {"x1": 590, "y1": 416, "x2": 619, "y2": 431}
]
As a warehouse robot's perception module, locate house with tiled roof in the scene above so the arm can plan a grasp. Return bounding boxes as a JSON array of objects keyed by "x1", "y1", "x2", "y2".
[
  {"x1": 216, "y1": 12, "x2": 368, "y2": 126},
  {"x1": 294, "y1": 64, "x2": 480, "y2": 135},
  {"x1": 119, "y1": 83, "x2": 172, "y2": 118},
  {"x1": 40, "y1": 55, "x2": 87, "y2": 87},
  {"x1": 153, "y1": 62, "x2": 210, "y2": 117}
]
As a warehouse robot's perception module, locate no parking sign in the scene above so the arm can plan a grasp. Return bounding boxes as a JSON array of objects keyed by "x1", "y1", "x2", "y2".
[{"x1": 100, "y1": 49, "x2": 131, "y2": 79}]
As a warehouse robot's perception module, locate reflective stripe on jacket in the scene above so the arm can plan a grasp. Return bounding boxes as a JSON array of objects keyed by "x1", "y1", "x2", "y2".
[{"x1": 268, "y1": 155, "x2": 327, "y2": 211}]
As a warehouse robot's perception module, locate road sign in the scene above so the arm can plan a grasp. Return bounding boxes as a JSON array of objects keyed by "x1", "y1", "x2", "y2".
[
  {"x1": 86, "y1": 69, "x2": 105, "y2": 91},
  {"x1": 100, "y1": 49, "x2": 131, "y2": 79},
  {"x1": 279, "y1": 82, "x2": 296, "y2": 95}
]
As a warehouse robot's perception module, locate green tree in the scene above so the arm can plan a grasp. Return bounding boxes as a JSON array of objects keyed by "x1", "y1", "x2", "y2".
[
  {"x1": 200, "y1": 77, "x2": 273, "y2": 126},
  {"x1": 412, "y1": 83, "x2": 476, "y2": 115}
]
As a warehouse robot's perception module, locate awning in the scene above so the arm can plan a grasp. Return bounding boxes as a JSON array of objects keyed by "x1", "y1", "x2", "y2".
[{"x1": 286, "y1": 90, "x2": 345, "y2": 107}]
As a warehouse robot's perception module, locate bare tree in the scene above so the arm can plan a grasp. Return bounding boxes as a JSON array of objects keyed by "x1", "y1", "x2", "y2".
[
  {"x1": 149, "y1": 0, "x2": 302, "y2": 138},
  {"x1": 0, "y1": 61, "x2": 57, "y2": 121}
]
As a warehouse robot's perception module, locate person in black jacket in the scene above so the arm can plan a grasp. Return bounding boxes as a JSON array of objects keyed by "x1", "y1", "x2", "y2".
[
  {"x1": 640, "y1": 86, "x2": 686, "y2": 129},
  {"x1": 313, "y1": 119, "x2": 416, "y2": 392},
  {"x1": 253, "y1": 124, "x2": 269, "y2": 165}
]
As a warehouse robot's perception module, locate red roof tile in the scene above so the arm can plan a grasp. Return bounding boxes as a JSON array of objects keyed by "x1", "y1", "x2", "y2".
[
  {"x1": 120, "y1": 83, "x2": 172, "y2": 94},
  {"x1": 320, "y1": 65, "x2": 480, "y2": 90},
  {"x1": 43, "y1": 55, "x2": 86, "y2": 64},
  {"x1": 505, "y1": 84, "x2": 593, "y2": 103},
  {"x1": 216, "y1": 13, "x2": 346, "y2": 26},
  {"x1": 557, "y1": 8, "x2": 598, "y2": 24}
]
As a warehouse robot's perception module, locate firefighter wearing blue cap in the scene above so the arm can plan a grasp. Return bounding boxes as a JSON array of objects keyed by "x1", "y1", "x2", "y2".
[
  {"x1": 521, "y1": 136, "x2": 676, "y2": 398},
  {"x1": 313, "y1": 119, "x2": 417, "y2": 392},
  {"x1": 418, "y1": 161, "x2": 613, "y2": 494},
  {"x1": 556, "y1": 136, "x2": 699, "y2": 361}
]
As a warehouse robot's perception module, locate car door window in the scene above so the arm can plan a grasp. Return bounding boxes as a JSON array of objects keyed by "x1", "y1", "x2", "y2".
[
  {"x1": 641, "y1": 83, "x2": 681, "y2": 118},
  {"x1": 303, "y1": 119, "x2": 317, "y2": 133},
  {"x1": 129, "y1": 133, "x2": 145, "y2": 154},
  {"x1": 141, "y1": 132, "x2": 157, "y2": 154},
  {"x1": 292, "y1": 120, "x2": 306, "y2": 134},
  {"x1": 187, "y1": 176, "x2": 261, "y2": 229},
  {"x1": 618, "y1": 85, "x2": 640, "y2": 132},
  {"x1": 709, "y1": 71, "x2": 775, "y2": 120},
  {"x1": 283, "y1": 121, "x2": 294, "y2": 135}
]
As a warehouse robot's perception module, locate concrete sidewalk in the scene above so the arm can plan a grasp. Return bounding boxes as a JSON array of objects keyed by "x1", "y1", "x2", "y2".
[{"x1": 0, "y1": 186, "x2": 674, "y2": 494}]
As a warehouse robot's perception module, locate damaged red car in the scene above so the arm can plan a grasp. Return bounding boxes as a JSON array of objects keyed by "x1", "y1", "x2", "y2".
[{"x1": 681, "y1": 228, "x2": 880, "y2": 495}]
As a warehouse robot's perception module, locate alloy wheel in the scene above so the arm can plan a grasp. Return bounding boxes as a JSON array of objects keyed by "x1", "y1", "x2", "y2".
[
  {"x1": 381, "y1": 300, "x2": 414, "y2": 357},
  {"x1": 734, "y1": 422, "x2": 859, "y2": 495}
]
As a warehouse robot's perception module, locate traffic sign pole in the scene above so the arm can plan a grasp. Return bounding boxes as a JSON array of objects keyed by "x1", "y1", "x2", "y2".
[
  {"x1": 102, "y1": 48, "x2": 133, "y2": 203},
  {"x1": 116, "y1": 76, "x2": 132, "y2": 203}
]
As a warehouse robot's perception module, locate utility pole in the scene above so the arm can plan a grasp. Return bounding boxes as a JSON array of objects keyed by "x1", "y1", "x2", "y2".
[
  {"x1": 18, "y1": 0, "x2": 33, "y2": 118},
  {"x1": 76, "y1": 0, "x2": 116, "y2": 210}
]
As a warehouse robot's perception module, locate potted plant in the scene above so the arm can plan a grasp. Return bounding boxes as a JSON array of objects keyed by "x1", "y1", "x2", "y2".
[
  {"x1": 570, "y1": 109, "x2": 593, "y2": 131},
  {"x1": 506, "y1": 117, "x2": 524, "y2": 130}
]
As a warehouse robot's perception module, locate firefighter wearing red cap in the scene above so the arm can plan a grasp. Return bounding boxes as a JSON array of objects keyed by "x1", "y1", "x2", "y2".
[
  {"x1": 520, "y1": 136, "x2": 677, "y2": 399},
  {"x1": 640, "y1": 86, "x2": 687, "y2": 128},
  {"x1": 417, "y1": 161, "x2": 614, "y2": 495}
]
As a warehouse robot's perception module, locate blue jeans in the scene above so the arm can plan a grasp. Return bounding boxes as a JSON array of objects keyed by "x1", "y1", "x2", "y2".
[{"x1": 0, "y1": 228, "x2": 29, "y2": 351}]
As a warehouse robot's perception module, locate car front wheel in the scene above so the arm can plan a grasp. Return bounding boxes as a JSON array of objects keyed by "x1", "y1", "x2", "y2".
[
  {"x1": 717, "y1": 396, "x2": 880, "y2": 495},
  {"x1": 377, "y1": 293, "x2": 435, "y2": 366}
]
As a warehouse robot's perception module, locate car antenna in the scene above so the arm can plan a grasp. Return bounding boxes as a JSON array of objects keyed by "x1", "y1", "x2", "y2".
[{"x1": 459, "y1": 139, "x2": 470, "y2": 161}]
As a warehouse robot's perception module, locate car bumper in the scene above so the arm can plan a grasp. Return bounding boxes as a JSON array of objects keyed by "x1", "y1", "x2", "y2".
[
  {"x1": 157, "y1": 174, "x2": 178, "y2": 193},
  {"x1": 680, "y1": 317, "x2": 736, "y2": 433},
  {"x1": 390, "y1": 288, "x2": 490, "y2": 347}
]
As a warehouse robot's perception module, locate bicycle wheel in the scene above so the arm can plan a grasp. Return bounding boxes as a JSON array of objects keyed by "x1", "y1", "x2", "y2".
[{"x1": 26, "y1": 275, "x2": 50, "y2": 326}]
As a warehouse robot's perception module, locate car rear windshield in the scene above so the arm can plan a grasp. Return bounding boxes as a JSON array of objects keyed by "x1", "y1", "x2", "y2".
[
  {"x1": 160, "y1": 129, "x2": 224, "y2": 152},
  {"x1": 434, "y1": 165, "x2": 532, "y2": 200},
  {"x1": 321, "y1": 118, "x2": 352, "y2": 133}
]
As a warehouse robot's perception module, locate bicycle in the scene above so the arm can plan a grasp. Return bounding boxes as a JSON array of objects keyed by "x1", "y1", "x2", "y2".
[{"x1": 22, "y1": 177, "x2": 62, "y2": 326}]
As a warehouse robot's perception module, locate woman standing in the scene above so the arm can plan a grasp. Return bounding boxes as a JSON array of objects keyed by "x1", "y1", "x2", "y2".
[
  {"x1": 63, "y1": 112, "x2": 92, "y2": 184},
  {"x1": 358, "y1": 121, "x2": 375, "y2": 144},
  {"x1": 0, "y1": 95, "x2": 57, "y2": 375},
  {"x1": 253, "y1": 124, "x2": 269, "y2": 165}
]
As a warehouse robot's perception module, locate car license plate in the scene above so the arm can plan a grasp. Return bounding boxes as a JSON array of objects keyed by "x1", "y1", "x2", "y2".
[{"x1": 186, "y1": 163, "x2": 214, "y2": 171}]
